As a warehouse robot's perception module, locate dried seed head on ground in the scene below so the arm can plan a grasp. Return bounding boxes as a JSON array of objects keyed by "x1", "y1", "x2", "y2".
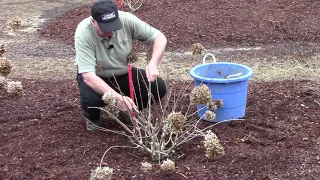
[
  {"x1": 140, "y1": 162, "x2": 153, "y2": 173},
  {"x1": 191, "y1": 43, "x2": 204, "y2": 55},
  {"x1": 6, "y1": 81, "x2": 23, "y2": 96},
  {"x1": 160, "y1": 159, "x2": 175, "y2": 172},
  {"x1": 90, "y1": 166, "x2": 113, "y2": 180},
  {"x1": 6, "y1": 16, "x2": 22, "y2": 30},
  {"x1": 0, "y1": 43, "x2": 6, "y2": 57},
  {"x1": 0, "y1": 58, "x2": 13, "y2": 77},
  {"x1": 190, "y1": 84, "x2": 212, "y2": 105},
  {"x1": 0, "y1": 76, "x2": 7, "y2": 89}
]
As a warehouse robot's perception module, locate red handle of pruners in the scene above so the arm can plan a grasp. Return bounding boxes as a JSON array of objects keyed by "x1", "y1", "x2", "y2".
[{"x1": 128, "y1": 64, "x2": 136, "y2": 117}]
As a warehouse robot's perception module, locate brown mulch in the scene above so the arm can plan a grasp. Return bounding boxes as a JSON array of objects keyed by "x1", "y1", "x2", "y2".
[
  {"x1": 40, "y1": 0, "x2": 320, "y2": 51},
  {"x1": 0, "y1": 79, "x2": 319, "y2": 179}
]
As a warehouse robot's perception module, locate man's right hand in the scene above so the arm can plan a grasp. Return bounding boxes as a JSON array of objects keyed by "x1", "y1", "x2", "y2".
[{"x1": 116, "y1": 96, "x2": 136, "y2": 112}]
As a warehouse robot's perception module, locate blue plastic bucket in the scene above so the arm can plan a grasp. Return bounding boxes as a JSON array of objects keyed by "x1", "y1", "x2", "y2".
[{"x1": 189, "y1": 53, "x2": 253, "y2": 122}]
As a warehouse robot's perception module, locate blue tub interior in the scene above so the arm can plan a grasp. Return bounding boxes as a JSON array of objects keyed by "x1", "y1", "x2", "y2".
[{"x1": 190, "y1": 62, "x2": 253, "y2": 83}]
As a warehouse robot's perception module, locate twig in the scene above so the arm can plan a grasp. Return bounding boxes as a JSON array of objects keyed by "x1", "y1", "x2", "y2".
[
  {"x1": 176, "y1": 171, "x2": 188, "y2": 179},
  {"x1": 89, "y1": 107, "x2": 133, "y2": 133},
  {"x1": 99, "y1": 145, "x2": 139, "y2": 167}
]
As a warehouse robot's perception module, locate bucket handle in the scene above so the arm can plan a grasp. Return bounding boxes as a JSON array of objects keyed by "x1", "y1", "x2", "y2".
[
  {"x1": 226, "y1": 73, "x2": 242, "y2": 79},
  {"x1": 203, "y1": 53, "x2": 217, "y2": 64}
]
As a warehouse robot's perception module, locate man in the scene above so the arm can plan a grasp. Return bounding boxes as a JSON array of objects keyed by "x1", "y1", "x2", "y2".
[{"x1": 75, "y1": 0, "x2": 167, "y2": 130}]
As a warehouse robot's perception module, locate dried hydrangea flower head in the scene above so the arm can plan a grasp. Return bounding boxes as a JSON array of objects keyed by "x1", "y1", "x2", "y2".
[
  {"x1": 0, "y1": 76, "x2": 7, "y2": 89},
  {"x1": 127, "y1": 50, "x2": 138, "y2": 63},
  {"x1": 190, "y1": 84, "x2": 212, "y2": 105},
  {"x1": 204, "y1": 111, "x2": 216, "y2": 121},
  {"x1": 203, "y1": 130, "x2": 225, "y2": 160},
  {"x1": 6, "y1": 16, "x2": 22, "y2": 30},
  {"x1": 89, "y1": 166, "x2": 113, "y2": 180},
  {"x1": 141, "y1": 162, "x2": 153, "y2": 173},
  {"x1": 213, "y1": 99, "x2": 223, "y2": 108},
  {"x1": 160, "y1": 159, "x2": 175, "y2": 172},
  {"x1": 191, "y1": 43, "x2": 204, "y2": 55},
  {"x1": 102, "y1": 92, "x2": 116, "y2": 105},
  {"x1": 167, "y1": 112, "x2": 186, "y2": 133},
  {"x1": 0, "y1": 43, "x2": 6, "y2": 57},
  {"x1": 7, "y1": 81, "x2": 23, "y2": 96},
  {"x1": 0, "y1": 58, "x2": 13, "y2": 77}
]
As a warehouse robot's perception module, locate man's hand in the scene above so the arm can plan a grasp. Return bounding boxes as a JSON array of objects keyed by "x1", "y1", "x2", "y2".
[
  {"x1": 146, "y1": 61, "x2": 159, "y2": 82},
  {"x1": 117, "y1": 96, "x2": 136, "y2": 112}
]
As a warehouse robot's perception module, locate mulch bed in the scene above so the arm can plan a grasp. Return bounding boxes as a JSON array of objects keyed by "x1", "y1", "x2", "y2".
[
  {"x1": 0, "y1": 79, "x2": 319, "y2": 179},
  {"x1": 40, "y1": 0, "x2": 320, "y2": 51}
]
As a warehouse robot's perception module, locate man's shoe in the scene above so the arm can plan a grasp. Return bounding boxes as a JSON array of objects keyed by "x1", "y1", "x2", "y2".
[{"x1": 85, "y1": 118, "x2": 102, "y2": 131}]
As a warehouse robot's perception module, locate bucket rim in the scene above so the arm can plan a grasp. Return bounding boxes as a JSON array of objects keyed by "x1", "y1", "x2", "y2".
[{"x1": 189, "y1": 62, "x2": 253, "y2": 83}]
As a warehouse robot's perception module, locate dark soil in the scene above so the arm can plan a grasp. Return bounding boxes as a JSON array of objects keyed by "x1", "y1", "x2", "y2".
[
  {"x1": 40, "y1": 0, "x2": 320, "y2": 51},
  {"x1": 0, "y1": 79, "x2": 319, "y2": 179}
]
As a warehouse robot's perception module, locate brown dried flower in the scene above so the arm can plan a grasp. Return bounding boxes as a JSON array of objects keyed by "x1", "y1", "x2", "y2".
[
  {"x1": 203, "y1": 130, "x2": 225, "y2": 160},
  {"x1": 0, "y1": 58, "x2": 13, "y2": 77},
  {"x1": 160, "y1": 159, "x2": 175, "y2": 172},
  {"x1": 190, "y1": 84, "x2": 212, "y2": 105},
  {"x1": 207, "y1": 99, "x2": 223, "y2": 110},
  {"x1": 89, "y1": 166, "x2": 113, "y2": 180},
  {"x1": 7, "y1": 16, "x2": 22, "y2": 30},
  {"x1": 212, "y1": 99, "x2": 223, "y2": 108},
  {"x1": 141, "y1": 162, "x2": 153, "y2": 173},
  {"x1": 6, "y1": 81, "x2": 23, "y2": 96},
  {"x1": 0, "y1": 43, "x2": 6, "y2": 57},
  {"x1": 204, "y1": 111, "x2": 216, "y2": 121},
  {"x1": 0, "y1": 76, "x2": 7, "y2": 89},
  {"x1": 102, "y1": 92, "x2": 116, "y2": 105},
  {"x1": 167, "y1": 112, "x2": 186, "y2": 133},
  {"x1": 191, "y1": 43, "x2": 204, "y2": 55}
]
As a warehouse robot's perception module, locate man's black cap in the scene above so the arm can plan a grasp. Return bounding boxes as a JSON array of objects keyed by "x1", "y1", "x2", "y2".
[{"x1": 91, "y1": 0, "x2": 122, "y2": 33}]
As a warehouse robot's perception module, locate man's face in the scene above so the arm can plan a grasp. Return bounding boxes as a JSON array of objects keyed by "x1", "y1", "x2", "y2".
[{"x1": 91, "y1": 19, "x2": 114, "y2": 38}]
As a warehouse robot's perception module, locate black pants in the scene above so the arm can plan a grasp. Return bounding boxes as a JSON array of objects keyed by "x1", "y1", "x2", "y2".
[{"x1": 77, "y1": 67, "x2": 167, "y2": 121}]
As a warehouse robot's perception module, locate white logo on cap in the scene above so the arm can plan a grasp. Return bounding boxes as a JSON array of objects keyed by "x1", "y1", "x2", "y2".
[{"x1": 102, "y1": 12, "x2": 116, "y2": 21}]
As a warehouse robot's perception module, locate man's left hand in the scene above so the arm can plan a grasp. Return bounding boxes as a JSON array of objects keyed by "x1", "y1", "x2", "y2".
[{"x1": 146, "y1": 61, "x2": 159, "y2": 82}]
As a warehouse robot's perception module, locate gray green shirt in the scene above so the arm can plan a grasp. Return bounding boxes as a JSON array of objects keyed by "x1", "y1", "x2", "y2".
[{"x1": 75, "y1": 11, "x2": 160, "y2": 77}]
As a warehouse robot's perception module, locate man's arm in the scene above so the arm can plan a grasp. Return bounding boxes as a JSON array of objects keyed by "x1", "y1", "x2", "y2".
[
  {"x1": 146, "y1": 33, "x2": 167, "y2": 82},
  {"x1": 150, "y1": 33, "x2": 167, "y2": 66}
]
